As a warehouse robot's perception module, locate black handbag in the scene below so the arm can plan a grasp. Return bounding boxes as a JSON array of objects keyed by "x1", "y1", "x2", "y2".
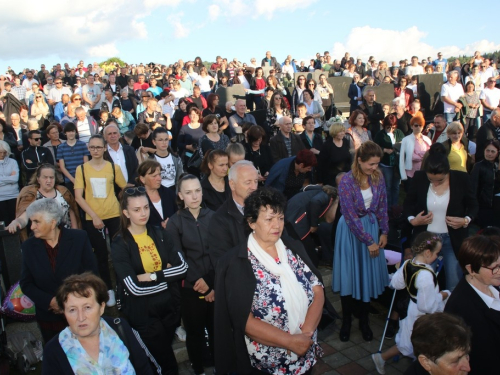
[{"x1": 187, "y1": 149, "x2": 202, "y2": 169}]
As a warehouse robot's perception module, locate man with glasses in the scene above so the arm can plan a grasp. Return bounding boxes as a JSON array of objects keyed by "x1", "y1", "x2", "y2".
[
  {"x1": 21, "y1": 130, "x2": 54, "y2": 181},
  {"x1": 43, "y1": 75, "x2": 55, "y2": 96},
  {"x1": 82, "y1": 75, "x2": 102, "y2": 119},
  {"x1": 74, "y1": 134, "x2": 127, "y2": 307},
  {"x1": 47, "y1": 78, "x2": 71, "y2": 107},
  {"x1": 480, "y1": 78, "x2": 500, "y2": 123},
  {"x1": 432, "y1": 52, "x2": 448, "y2": 73}
]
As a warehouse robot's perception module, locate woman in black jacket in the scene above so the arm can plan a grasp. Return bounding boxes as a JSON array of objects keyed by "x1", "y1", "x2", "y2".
[
  {"x1": 137, "y1": 159, "x2": 177, "y2": 228},
  {"x1": 402, "y1": 143, "x2": 478, "y2": 291},
  {"x1": 470, "y1": 140, "x2": 500, "y2": 228},
  {"x1": 200, "y1": 149, "x2": 231, "y2": 211},
  {"x1": 111, "y1": 187, "x2": 188, "y2": 375},
  {"x1": 244, "y1": 125, "x2": 274, "y2": 185},
  {"x1": 166, "y1": 174, "x2": 215, "y2": 375}
]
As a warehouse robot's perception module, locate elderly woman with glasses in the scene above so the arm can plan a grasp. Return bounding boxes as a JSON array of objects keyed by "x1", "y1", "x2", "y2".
[
  {"x1": 19, "y1": 198, "x2": 98, "y2": 343},
  {"x1": 111, "y1": 187, "x2": 188, "y2": 375},
  {"x1": 74, "y1": 135, "x2": 128, "y2": 306},
  {"x1": 445, "y1": 235, "x2": 500, "y2": 375}
]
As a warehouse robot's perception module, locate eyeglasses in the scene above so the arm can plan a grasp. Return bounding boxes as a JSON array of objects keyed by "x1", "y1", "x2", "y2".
[
  {"x1": 88, "y1": 146, "x2": 104, "y2": 151},
  {"x1": 55, "y1": 82, "x2": 62, "y2": 84},
  {"x1": 125, "y1": 186, "x2": 146, "y2": 195},
  {"x1": 481, "y1": 264, "x2": 500, "y2": 275},
  {"x1": 298, "y1": 78, "x2": 305, "y2": 81}
]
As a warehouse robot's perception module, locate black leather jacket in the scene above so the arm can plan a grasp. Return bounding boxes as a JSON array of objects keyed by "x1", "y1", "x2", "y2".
[{"x1": 471, "y1": 159, "x2": 500, "y2": 208}]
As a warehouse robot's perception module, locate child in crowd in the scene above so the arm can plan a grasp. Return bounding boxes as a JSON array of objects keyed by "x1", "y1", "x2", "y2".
[{"x1": 372, "y1": 232, "x2": 450, "y2": 374}]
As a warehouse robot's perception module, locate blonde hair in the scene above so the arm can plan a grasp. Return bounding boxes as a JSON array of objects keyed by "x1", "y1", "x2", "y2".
[
  {"x1": 329, "y1": 123, "x2": 345, "y2": 138},
  {"x1": 351, "y1": 141, "x2": 383, "y2": 185},
  {"x1": 446, "y1": 121, "x2": 463, "y2": 135}
]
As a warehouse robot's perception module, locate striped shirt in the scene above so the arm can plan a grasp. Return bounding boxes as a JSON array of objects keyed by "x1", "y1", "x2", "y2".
[{"x1": 56, "y1": 140, "x2": 90, "y2": 183}]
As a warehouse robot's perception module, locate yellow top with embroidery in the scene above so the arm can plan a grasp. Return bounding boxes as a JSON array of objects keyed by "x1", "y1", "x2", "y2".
[{"x1": 132, "y1": 231, "x2": 162, "y2": 273}]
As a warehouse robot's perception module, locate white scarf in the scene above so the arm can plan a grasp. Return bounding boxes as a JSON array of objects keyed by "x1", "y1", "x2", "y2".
[{"x1": 247, "y1": 233, "x2": 309, "y2": 334}]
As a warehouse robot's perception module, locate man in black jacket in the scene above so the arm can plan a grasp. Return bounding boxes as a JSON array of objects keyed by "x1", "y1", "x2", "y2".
[
  {"x1": 476, "y1": 108, "x2": 500, "y2": 162},
  {"x1": 207, "y1": 160, "x2": 258, "y2": 265},
  {"x1": 357, "y1": 89, "x2": 385, "y2": 139},
  {"x1": 269, "y1": 116, "x2": 305, "y2": 163},
  {"x1": 103, "y1": 123, "x2": 138, "y2": 187},
  {"x1": 21, "y1": 130, "x2": 55, "y2": 182},
  {"x1": 137, "y1": 98, "x2": 167, "y2": 128}
]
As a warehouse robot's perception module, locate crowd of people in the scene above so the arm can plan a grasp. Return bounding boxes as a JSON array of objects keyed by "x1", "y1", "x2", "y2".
[{"x1": 0, "y1": 49, "x2": 499, "y2": 375}]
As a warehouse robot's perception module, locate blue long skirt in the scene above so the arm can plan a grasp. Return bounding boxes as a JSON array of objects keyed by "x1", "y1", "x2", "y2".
[{"x1": 332, "y1": 215, "x2": 389, "y2": 302}]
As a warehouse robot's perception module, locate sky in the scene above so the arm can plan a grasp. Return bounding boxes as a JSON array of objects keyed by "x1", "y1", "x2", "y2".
[{"x1": 1, "y1": 0, "x2": 499, "y2": 72}]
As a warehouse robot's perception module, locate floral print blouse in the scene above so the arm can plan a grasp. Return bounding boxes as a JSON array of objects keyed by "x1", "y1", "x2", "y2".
[{"x1": 244, "y1": 247, "x2": 323, "y2": 374}]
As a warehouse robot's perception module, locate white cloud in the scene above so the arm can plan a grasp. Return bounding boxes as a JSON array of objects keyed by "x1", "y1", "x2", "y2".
[
  {"x1": 254, "y1": 0, "x2": 317, "y2": 19},
  {"x1": 88, "y1": 43, "x2": 119, "y2": 57},
  {"x1": 213, "y1": 0, "x2": 316, "y2": 19},
  {"x1": 331, "y1": 26, "x2": 500, "y2": 63},
  {"x1": 0, "y1": 0, "x2": 179, "y2": 62},
  {"x1": 167, "y1": 12, "x2": 190, "y2": 38},
  {"x1": 208, "y1": 4, "x2": 220, "y2": 21}
]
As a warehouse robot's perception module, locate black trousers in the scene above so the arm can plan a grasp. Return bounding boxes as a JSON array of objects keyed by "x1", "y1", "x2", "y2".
[
  {"x1": 84, "y1": 217, "x2": 120, "y2": 290},
  {"x1": 136, "y1": 315, "x2": 179, "y2": 375},
  {"x1": 0, "y1": 198, "x2": 17, "y2": 225},
  {"x1": 181, "y1": 287, "x2": 215, "y2": 374}
]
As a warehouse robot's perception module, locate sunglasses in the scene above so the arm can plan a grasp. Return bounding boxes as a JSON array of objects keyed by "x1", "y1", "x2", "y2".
[
  {"x1": 32, "y1": 137, "x2": 42, "y2": 141},
  {"x1": 55, "y1": 82, "x2": 63, "y2": 84},
  {"x1": 36, "y1": 96, "x2": 42, "y2": 98},
  {"x1": 125, "y1": 186, "x2": 146, "y2": 195},
  {"x1": 74, "y1": 98, "x2": 82, "y2": 100}
]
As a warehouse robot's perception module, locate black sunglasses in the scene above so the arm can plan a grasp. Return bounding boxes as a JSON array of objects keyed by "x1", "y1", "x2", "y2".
[{"x1": 125, "y1": 186, "x2": 146, "y2": 195}]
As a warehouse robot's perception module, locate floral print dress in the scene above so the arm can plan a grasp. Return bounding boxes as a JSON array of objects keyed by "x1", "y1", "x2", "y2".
[{"x1": 245, "y1": 247, "x2": 323, "y2": 374}]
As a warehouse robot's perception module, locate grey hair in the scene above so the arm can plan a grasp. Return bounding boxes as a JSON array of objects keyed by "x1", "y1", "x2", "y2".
[
  {"x1": 27, "y1": 118, "x2": 39, "y2": 130},
  {"x1": 228, "y1": 160, "x2": 255, "y2": 182},
  {"x1": 26, "y1": 198, "x2": 64, "y2": 226},
  {"x1": 0, "y1": 140, "x2": 12, "y2": 155},
  {"x1": 120, "y1": 88, "x2": 128, "y2": 95},
  {"x1": 448, "y1": 70, "x2": 459, "y2": 78},
  {"x1": 392, "y1": 97, "x2": 405, "y2": 108}
]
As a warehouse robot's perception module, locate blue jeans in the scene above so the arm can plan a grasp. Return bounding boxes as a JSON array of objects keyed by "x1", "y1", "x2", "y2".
[
  {"x1": 380, "y1": 165, "x2": 400, "y2": 208},
  {"x1": 432, "y1": 233, "x2": 463, "y2": 291},
  {"x1": 483, "y1": 110, "x2": 492, "y2": 123},
  {"x1": 445, "y1": 112, "x2": 457, "y2": 124}
]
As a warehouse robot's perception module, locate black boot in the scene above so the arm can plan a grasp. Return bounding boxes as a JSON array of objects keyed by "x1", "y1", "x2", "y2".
[
  {"x1": 339, "y1": 296, "x2": 353, "y2": 342},
  {"x1": 359, "y1": 302, "x2": 373, "y2": 341}
]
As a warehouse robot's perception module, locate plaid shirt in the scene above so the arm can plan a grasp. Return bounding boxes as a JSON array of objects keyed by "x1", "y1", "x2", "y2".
[{"x1": 11, "y1": 85, "x2": 27, "y2": 100}]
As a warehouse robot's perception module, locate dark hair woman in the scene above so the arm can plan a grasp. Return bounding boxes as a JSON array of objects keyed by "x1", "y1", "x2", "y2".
[
  {"x1": 244, "y1": 125, "x2": 274, "y2": 184},
  {"x1": 202, "y1": 93, "x2": 229, "y2": 137},
  {"x1": 215, "y1": 187, "x2": 327, "y2": 375},
  {"x1": 445, "y1": 235, "x2": 500, "y2": 375},
  {"x1": 42, "y1": 272, "x2": 153, "y2": 374},
  {"x1": 471, "y1": 140, "x2": 500, "y2": 228},
  {"x1": 403, "y1": 143, "x2": 478, "y2": 291},
  {"x1": 111, "y1": 187, "x2": 188, "y2": 374},
  {"x1": 166, "y1": 174, "x2": 215, "y2": 375},
  {"x1": 136, "y1": 159, "x2": 177, "y2": 228},
  {"x1": 333, "y1": 141, "x2": 388, "y2": 342},
  {"x1": 200, "y1": 149, "x2": 231, "y2": 211},
  {"x1": 405, "y1": 313, "x2": 471, "y2": 374}
]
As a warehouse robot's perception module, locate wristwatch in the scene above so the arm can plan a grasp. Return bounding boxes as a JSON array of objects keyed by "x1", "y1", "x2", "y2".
[
  {"x1": 463, "y1": 217, "x2": 471, "y2": 228},
  {"x1": 150, "y1": 272, "x2": 157, "y2": 281}
]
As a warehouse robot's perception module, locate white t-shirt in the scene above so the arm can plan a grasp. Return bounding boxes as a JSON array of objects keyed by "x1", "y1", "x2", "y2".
[
  {"x1": 479, "y1": 87, "x2": 500, "y2": 110},
  {"x1": 426, "y1": 186, "x2": 450, "y2": 234},
  {"x1": 361, "y1": 187, "x2": 373, "y2": 209},
  {"x1": 440, "y1": 82, "x2": 465, "y2": 113},
  {"x1": 155, "y1": 153, "x2": 176, "y2": 188},
  {"x1": 196, "y1": 76, "x2": 212, "y2": 92},
  {"x1": 170, "y1": 88, "x2": 189, "y2": 106},
  {"x1": 405, "y1": 65, "x2": 424, "y2": 77},
  {"x1": 82, "y1": 84, "x2": 102, "y2": 109},
  {"x1": 77, "y1": 118, "x2": 92, "y2": 143},
  {"x1": 48, "y1": 87, "x2": 72, "y2": 103}
]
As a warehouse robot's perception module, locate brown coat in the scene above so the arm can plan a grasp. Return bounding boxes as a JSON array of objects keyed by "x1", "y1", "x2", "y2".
[{"x1": 15, "y1": 185, "x2": 81, "y2": 241}]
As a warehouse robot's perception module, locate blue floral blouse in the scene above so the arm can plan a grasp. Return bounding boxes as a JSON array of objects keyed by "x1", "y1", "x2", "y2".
[{"x1": 244, "y1": 247, "x2": 323, "y2": 374}]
